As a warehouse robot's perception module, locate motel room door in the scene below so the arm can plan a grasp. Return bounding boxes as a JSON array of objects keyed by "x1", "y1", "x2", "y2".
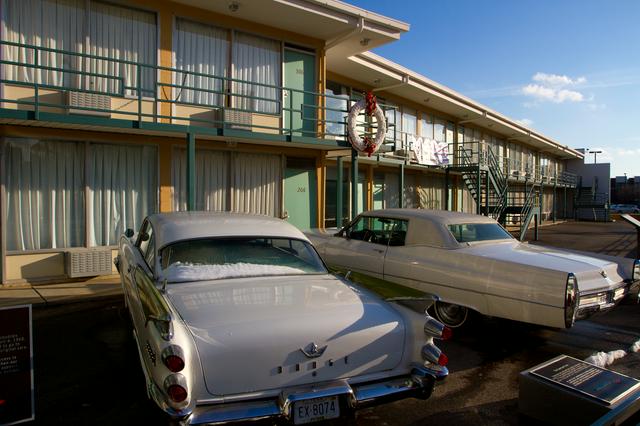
[
  {"x1": 284, "y1": 48, "x2": 316, "y2": 136},
  {"x1": 284, "y1": 158, "x2": 317, "y2": 230}
]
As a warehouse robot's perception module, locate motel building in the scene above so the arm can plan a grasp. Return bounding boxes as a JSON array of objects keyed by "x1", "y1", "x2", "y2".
[{"x1": 0, "y1": 0, "x2": 582, "y2": 284}]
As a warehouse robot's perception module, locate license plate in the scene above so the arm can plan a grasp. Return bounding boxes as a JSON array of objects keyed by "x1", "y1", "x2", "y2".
[{"x1": 293, "y1": 396, "x2": 340, "y2": 424}]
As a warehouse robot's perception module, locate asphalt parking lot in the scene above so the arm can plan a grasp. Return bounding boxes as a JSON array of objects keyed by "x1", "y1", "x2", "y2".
[{"x1": 20, "y1": 221, "x2": 640, "y2": 425}]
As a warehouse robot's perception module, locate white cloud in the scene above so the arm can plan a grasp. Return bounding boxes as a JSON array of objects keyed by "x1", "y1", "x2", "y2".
[
  {"x1": 522, "y1": 72, "x2": 587, "y2": 104},
  {"x1": 533, "y1": 72, "x2": 586, "y2": 87},
  {"x1": 515, "y1": 118, "x2": 533, "y2": 127}
]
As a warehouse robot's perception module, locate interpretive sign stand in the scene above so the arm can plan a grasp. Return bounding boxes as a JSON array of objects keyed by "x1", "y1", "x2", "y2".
[
  {"x1": 0, "y1": 305, "x2": 34, "y2": 425},
  {"x1": 520, "y1": 355, "x2": 640, "y2": 425}
]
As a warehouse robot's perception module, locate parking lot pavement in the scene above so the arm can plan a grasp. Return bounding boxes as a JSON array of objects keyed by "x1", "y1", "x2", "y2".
[
  {"x1": 10, "y1": 220, "x2": 640, "y2": 425},
  {"x1": 528, "y1": 220, "x2": 638, "y2": 258}
]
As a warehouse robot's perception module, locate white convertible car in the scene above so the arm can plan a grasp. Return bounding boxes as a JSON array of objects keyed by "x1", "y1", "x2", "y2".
[
  {"x1": 115, "y1": 212, "x2": 449, "y2": 425},
  {"x1": 307, "y1": 209, "x2": 640, "y2": 329}
]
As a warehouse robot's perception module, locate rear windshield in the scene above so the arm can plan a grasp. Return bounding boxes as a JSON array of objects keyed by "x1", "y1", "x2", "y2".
[
  {"x1": 160, "y1": 237, "x2": 327, "y2": 283},
  {"x1": 448, "y1": 223, "x2": 513, "y2": 243}
]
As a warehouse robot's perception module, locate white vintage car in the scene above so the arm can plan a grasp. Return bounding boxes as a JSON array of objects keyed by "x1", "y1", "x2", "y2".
[
  {"x1": 307, "y1": 209, "x2": 640, "y2": 329},
  {"x1": 114, "y1": 212, "x2": 450, "y2": 425}
]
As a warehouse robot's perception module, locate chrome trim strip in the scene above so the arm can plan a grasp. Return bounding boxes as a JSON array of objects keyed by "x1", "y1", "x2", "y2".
[{"x1": 185, "y1": 367, "x2": 444, "y2": 425}]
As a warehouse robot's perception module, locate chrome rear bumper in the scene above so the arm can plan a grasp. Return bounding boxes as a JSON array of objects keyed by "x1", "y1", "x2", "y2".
[
  {"x1": 576, "y1": 280, "x2": 639, "y2": 320},
  {"x1": 182, "y1": 366, "x2": 445, "y2": 425}
]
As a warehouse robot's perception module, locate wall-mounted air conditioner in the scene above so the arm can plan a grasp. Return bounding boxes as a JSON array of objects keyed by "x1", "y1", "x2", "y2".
[
  {"x1": 65, "y1": 248, "x2": 113, "y2": 278},
  {"x1": 66, "y1": 91, "x2": 111, "y2": 117}
]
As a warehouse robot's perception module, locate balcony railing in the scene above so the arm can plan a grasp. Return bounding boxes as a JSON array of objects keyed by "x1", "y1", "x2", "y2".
[{"x1": 0, "y1": 40, "x2": 402, "y2": 147}]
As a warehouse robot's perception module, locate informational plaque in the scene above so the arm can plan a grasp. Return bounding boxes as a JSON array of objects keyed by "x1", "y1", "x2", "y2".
[
  {"x1": 530, "y1": 355, "x2": 640, "y2": 405},
  {"x1": 0, "y1": 305, "x2": 34, "y2": 425}
]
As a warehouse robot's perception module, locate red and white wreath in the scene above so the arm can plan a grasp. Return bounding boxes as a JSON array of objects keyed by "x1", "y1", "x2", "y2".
[{"x1": 347, "y1": 91, "x2": 387, "y2": 156}]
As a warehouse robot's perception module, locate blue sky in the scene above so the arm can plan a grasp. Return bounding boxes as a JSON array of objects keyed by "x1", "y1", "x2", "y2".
[{"x1": 348, "y1": 0, "x2": 640, "y2": 177}]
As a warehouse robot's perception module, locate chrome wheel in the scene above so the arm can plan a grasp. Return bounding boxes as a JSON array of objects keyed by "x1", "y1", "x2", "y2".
[{"x1": 433, "y1": 301, "x2": 468, "y2": 328}]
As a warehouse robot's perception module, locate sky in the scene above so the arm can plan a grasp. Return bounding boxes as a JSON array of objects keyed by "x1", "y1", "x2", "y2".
[{"x1": 347, "y1": 0, "x2": 640, "y2": 177}]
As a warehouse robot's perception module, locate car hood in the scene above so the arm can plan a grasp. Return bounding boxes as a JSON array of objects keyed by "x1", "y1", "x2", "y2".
[
  {"x1": 459, "y1": 241, "x2": 626, "y2": 292},
  {"x1": 166, "y1": 274, "x2": 405, "y2": 396}
]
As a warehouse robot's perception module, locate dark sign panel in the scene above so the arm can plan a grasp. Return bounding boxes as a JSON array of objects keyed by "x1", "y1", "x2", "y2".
[
  {"x1": 530, "y1": 355, "x2": 640, "y2": 405},
  {"x1": 0, "y1": 305, "x2": 34, "y2": 425}
]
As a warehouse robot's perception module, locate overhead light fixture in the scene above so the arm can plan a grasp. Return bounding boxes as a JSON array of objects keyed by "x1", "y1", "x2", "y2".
[
  {"x1": 228, "y1": 1, "x2": 240, "y2": 12},
  {"x1": 360, "y1": 38, "x2": 370, "y2": 46}
]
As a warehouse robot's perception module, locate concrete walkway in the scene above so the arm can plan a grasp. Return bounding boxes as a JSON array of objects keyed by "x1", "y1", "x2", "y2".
[
  {"x1": 0, "y1": 219, "x2": 637, "y2": 308},
  {"x1": 0, "y1": 275, "x2": 121, "y2": 308}
]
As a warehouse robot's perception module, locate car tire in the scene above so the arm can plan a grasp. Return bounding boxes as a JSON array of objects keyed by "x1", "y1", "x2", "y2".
[{"x1": 433, "y1": 301, "x2": 469, "y2": 328}]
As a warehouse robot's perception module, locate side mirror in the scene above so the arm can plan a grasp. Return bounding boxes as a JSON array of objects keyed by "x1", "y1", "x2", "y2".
[{"x1": 125, "y1": 228, "x2": 135, "y2": 238}]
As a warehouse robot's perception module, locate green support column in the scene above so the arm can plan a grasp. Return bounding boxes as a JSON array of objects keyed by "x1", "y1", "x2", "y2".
[
  {"x1": 484, "y1": 171, "x2": 489, "y2": 216},
  {"x1": 336, "y1": 156, "x2": 343, "y2": 227},
  {"x1": 351, "y1": 148, "x2": 358, "y2": 220},
  {"x1": 476, "y1": 165, "x2": 481, "y2": 215},
  {"x1": 540, "y1": 181, "x2": 544, "y2": 224},
  {"x1": 564, "y1": 186, "x2": 567, "y2": 219},
  {"x1": 399, "y1": 163, "x2": 405, "y2": 208},
  {"x1": 444, "y1": 168, "x2": 450, "y2": 211},
  {"x1": 187, "y1": 132, "x2": 196, "y2": 211},
  {"x1": 553, "y1": 179, "x2": 557, "y2": 222}
]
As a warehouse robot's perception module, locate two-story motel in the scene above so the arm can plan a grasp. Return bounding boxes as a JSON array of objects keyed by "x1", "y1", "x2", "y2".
[{"x1": 0, "y1": 0, "x2": 582, "y2": 284}]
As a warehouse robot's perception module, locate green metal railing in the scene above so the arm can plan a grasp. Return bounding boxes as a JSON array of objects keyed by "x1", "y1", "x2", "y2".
[{"x1": 0, "y1": 40, "x2": 400, "y2": 146}]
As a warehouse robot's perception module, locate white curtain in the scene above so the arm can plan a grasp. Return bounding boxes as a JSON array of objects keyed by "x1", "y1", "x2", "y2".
[
  {"x1": 172, "y1": 148, "x2": 229, "y2": 212},
  {"x1": 1, "y1": 0, "x2": 84, "y2": 88},
  {"x1": 383, "y1": 172, "x2": 400, "y2": 208},
  {"x1": 174, "y1": 19, "x2": 228, "y2": 107},
  {"x1": 232, "y1": 32, "x2": 280, "y2": 114},
  {"x1": 231, "y1": 153, "x2": 281, "y2": 216},
  {"x1": 88, "y1": 143, "x2": 157, "y2": 246},
  {"x1": 418, "y1": 174, "x2": 444, "y2": 210},
  {"x1": 4, "y1": 139, "x2": 85, "y2": 250},
  {"x1": 404, "y1": 174, "x2": 416, "y2": 208},
  {"x1": 83, "y1": 2, "x2": 156, "y2": 96}
]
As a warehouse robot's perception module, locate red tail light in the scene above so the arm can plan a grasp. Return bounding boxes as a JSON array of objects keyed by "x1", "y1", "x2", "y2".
[
  {"x1": 441, "y1": 326, "x2": 453, "y2": 341},
  {"x1": 165, "y1": 355, "x2": 185, "y2": 373},
  {"x1": 438, "y1": 353, "x2": 449, "y2": 366},
  {"x1": 162, "y1": 345, "x2": 185, "y2": 372},
  {"x1": 167, "y1": 384, "x2": 188, "y2": 402}
]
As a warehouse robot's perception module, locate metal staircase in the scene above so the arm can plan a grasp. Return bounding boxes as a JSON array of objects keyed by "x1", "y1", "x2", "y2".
[
  {"x1": 454, "y1": 145, "x2": 508, "y2": 221},
  {"x1": 451, "y1": 141, "x2": 542, "y2": 241}
]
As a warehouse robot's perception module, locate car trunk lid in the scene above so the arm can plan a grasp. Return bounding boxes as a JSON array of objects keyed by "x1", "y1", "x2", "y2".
[
  {"x1": 166, "y1": 274, "x2": 405, "y2": 396},
  {"x1": 461, "y1": 241, "x2": 625, "y2": 292}
]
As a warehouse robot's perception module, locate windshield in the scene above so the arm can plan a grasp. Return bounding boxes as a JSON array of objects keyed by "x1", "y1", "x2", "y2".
[
  {"x1": 448, "y1": 223, "x2": 513, "y2": 243},
  {"x1": 160, "y1": 237, "x2": 327, "y2": 283}
]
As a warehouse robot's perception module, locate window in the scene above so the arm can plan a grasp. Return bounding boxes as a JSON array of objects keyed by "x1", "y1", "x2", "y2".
[
  {"x1": 447, "y1": 223, "x2": 512, "y2": 243},
  {"x1": 88, "y1": 143, "x2": 157, "y2": 246},
  {"x1": 434, "y1": 117, "x2": 446, "y2": 142},
  {"x1": 4, "y1": 139, "x2": 85, "y2": 250},
  {"x1": 172, "y1": 149, "x2": 281, "y2": 217},
  {"x1": 160, "y1": 237, "x2": 326, "y2": 282},
  {"x1": 401, "y1": 109, "x2": 417, "y2": 151},
  {"x1": 232, "y1": 32, "x2": 281, "y2": 114},
  {"x1": 136, "y1": 220, "x2": 155, "y2": 269},
  {"x1": 421, "y1": 115, "x2": 434, "y2": 139},
  {"x1": 174, "y1": 19, "x2": 228, "y2": 106},
  {"x1": 1, "y1": 0, "x2": 157, "y2": 96},
  {"x1": 346, "y1": 216, "x2": 408, "y2": 246},
  {"x1": 325, "y1": 81, "x2": 349, "y2": 138},
  {"x1": 3, "y1": 138, "x2": 158, "y2": 250}
]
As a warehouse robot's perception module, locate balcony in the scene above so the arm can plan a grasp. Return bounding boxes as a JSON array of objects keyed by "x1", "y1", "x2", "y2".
[{"x1": 0, "y1": 40, "x2": 384, "y2": 148}]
